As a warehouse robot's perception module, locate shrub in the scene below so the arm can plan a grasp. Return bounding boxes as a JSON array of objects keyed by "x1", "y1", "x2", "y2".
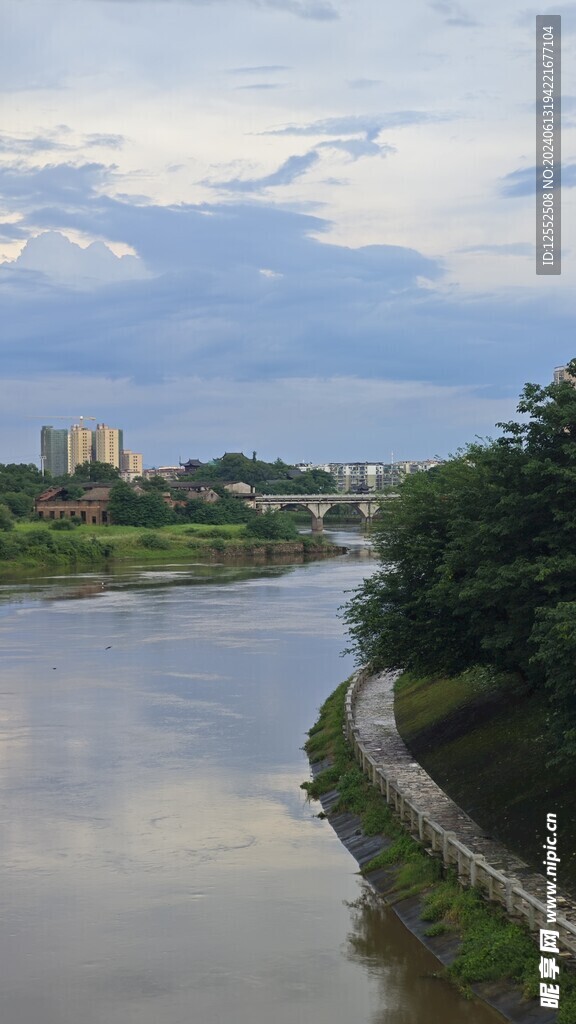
[
  {"x1": 137, "y1": 532, "x2": 170, "y2": 549},
  {"x1": 50, "y1": 518, "x2": 76, "y2": 531}
]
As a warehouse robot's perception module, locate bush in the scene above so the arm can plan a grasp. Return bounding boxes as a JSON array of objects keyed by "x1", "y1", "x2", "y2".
[
  {"x1": 0, "y1": 503, "x2": 14, "y2": 531},
  {"x1": 137, "y1": 532, "x2": 171, "y2": 549},
  {"x1": 245, "y1": 510, "x2": 298, "y2": 541},
  {"x1": 50, "y1": 518, "x2": 76, "y2": 531}
]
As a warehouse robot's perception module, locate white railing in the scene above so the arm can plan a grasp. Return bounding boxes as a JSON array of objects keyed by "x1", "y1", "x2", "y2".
[{"x1": 344, "y1": 671, "x2": 576, "y2": 958}]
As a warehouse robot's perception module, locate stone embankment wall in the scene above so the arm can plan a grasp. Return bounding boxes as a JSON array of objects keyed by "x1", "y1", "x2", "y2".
[{"x1": 345, "y1": 668, "x2": 576, "y2": 962}]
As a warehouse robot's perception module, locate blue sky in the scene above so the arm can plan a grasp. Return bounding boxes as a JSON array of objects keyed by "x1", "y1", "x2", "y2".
[{"x1": 1, "y1": 0, "x2": 575, "y2": 467}]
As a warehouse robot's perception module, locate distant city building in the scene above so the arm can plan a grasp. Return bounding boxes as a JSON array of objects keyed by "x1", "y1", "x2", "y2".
[
  {"x1": 40, "y1": 425, "x2": 69, "y2": 477},
  {"x1": 94, "y1": 424, "x2": 122, "y2": 469},
  {"x1": 553, "y1": 365, "x2": 576, "y2": 386},
  {"x1": 68, "y1": 425, "x2": 93, "y2": 472},
  {"x1": 179, "y1": 459, "x2": 204, "y2": 475},
  {"x1": 120, "y1": 450, "x2": 143, "y2": 478},
  {"x1": 142, "y1": 466, "x2": 185, "y2": 481},
  {"x1": 298, "y1": 460, "x2": 442, "y2": 492}
]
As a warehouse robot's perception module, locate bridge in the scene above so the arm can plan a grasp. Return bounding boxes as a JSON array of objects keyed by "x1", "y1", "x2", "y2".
[{"x1": 243, "y1": 493, "x2": 398, "y2": 532}]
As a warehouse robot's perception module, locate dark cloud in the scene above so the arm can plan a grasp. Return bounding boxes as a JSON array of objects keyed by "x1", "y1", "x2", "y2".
[
  {"x1": 0, "y1": 162, "x2": 111, "y2": 207},
  {"x1": 0, "y1": 161, "x2": 573, "y2": 427}
]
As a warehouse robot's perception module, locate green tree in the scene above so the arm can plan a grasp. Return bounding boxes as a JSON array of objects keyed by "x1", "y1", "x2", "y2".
[
  {"x1": 343, "y1": 359, "x2": 576, "y2": 762},
  {"x1": 264, "y1": 469, "x2": 336, "y2": 494},
  {"x1": 0, "y1": 503, "x2": 15, "y2": 531},
  {"x1": 70, "y1": 461, "x2": 121, "y2": 483},
  {"x1": 245, "y1": 510, "x2": 298, "y2": 540},
  {"x1": 108, "y1": 482, "x2": 172, "y2": 527},
  {"x1": 107, "y1": 482, "x2": 141, "y2": 525},
  {"x1": 1, "y1": 491, "x2": 33, "y2": 519}
]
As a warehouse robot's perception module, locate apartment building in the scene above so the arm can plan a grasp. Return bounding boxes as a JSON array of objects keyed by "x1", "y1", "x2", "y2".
[
  {"x1": 94, "y1": 424, "x2": 123, "y2": 469},
  {"x1": 40, "y1": 426, "x2": 69, "y2": 477},
  {"x1": 68, "y1": 425, "x2": 93, "y2": 473}
]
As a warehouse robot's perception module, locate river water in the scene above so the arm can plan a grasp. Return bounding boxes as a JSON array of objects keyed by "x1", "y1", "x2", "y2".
[{"x1": 0, "y1": 528, "x2": 500, "y2": 1023}]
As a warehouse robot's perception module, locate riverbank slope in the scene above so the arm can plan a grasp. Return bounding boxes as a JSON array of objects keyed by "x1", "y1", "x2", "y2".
[
  {"x1": 0, "y1": 522, "x2": 346, "y2": 575},
  {"x1": 303, "y1": 677, "x2": 576, "y2": 1022}
]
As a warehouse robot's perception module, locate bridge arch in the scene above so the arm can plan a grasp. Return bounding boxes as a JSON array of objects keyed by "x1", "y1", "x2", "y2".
[{"x1": 248, "y1": 493, "x2": 390, "y2": 532}]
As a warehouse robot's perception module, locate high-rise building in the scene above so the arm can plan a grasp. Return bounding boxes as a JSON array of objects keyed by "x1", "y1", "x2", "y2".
[
  {"x1": 68, "y1": 425, "x2": 93, "y2": 472},
  {"x1": 94, "y1": 424, "x2": 121, "y2": 469},
  {"x1": 40, "y1": 425, "x2": 69, "y2": 478}
]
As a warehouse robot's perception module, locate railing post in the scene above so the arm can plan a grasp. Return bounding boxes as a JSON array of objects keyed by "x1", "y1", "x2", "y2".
[{"x1": 443, "y1": 830, "x2": 456, "y2": 865}]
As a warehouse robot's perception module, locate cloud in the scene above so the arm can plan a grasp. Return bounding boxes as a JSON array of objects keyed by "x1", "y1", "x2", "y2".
[
  {"x1": 227, "y1": 65, "x2": 292, "y2": 74},
  {"x1": 83, "y1": 134, "x2": 125, "y2": 149},
  {"x1": 0, "y1": 133, "x2": 74, "y2": 155},
  {"x1": 0, "y1": 161, "x2": 111, "y2": 207},
  {"x1": 429, "y1": 1, "x2": 479, "y2": 26},
  {"x1": 515, "y1": 6, "x2": 576, "y2": 33},
  {"x1": 0, "y1": 132, "x2": 125, "y2": 156},
  {"x1": 207, "y1": 150, "x2": 320, "y2": 192},
  {"x1": 0, "y1": 372, "x2": 523, "y2": 466},
  {"x1": 318, "y1": 138, "x2": 396, "y2": 160},
  {"x1": 91, "y1": 0, "x2": 339, "y2": 17},
  {"x1": 261, "y1": 111, "x2": 453, "y2": 138},
  {"x1": 3, "y1": 231, "x2": 151, "y2": 289},
  {"x1": 457, "y1": 243, "x2": 533, "y2": 256},
  {"x1": 500, "y1": 164, "x2": 576, "y2": 197},
  {"x1": 347, "y1": 79, "x2": 382, "y2": 90},
  {"x1": 234, "y1": 83, "x2": 286, "y2": 91}
]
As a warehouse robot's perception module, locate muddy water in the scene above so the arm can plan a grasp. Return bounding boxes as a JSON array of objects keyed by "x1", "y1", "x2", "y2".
[{"x1": 0, "y1": 530, "x2": 500, "y2": 1023}]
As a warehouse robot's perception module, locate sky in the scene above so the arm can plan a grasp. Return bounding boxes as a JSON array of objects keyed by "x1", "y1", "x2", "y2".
[{"x1": 1, "y1": 0, "x2": 575, "y2": 468}]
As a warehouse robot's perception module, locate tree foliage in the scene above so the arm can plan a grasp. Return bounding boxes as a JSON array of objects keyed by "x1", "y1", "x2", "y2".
[
  {"x1": 344, "y1": 361, "x2": 576, "y2": 761},
  {"x1": 108, "y1": 482, "x2": 172, "y2": 527},
  {"x1": 245, "y1": 510, "x2": 299, "y2": 540},
  {"x1": 263, "y1": 469, "x2": 336, "y2": 493}
]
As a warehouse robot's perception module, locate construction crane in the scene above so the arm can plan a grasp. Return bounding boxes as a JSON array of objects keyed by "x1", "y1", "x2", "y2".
[{"x1": 30, "y1": 416, "x2": 97, "y2": 427}]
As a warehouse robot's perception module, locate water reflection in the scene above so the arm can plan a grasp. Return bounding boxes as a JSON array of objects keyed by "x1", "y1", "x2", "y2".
[
  {"x1": 0, "y1": 530, "x2": 500, "y2": 1024},
  {"x1": 345, "y1": 886, "x2": 502, "y2": 1023}
]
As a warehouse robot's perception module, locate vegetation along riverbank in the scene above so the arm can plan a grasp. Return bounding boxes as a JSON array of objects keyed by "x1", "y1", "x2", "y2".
[
  {"x1": 0, "y1": 521, "x2": 345, "y2": 576},
  {"x1": 310, "y1": 367, "x2": 576, "y2": 1021},
  {"x1": 302, "y1": 681, "x2": 576, "y2": 1022}
]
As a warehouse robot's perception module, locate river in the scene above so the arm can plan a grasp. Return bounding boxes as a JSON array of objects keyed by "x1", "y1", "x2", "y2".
[{"x1": 0, "y1": 527, "x2": 501, "y2": 1023}]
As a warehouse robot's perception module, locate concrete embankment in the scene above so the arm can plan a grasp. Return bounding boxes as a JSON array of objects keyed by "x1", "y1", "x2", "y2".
[
  {"x1": 346, "y1": 669, "x2": 576, "y2": 962},
  {"x1": 307, "y1": 669, "x2": 576, "y2": 1023}
]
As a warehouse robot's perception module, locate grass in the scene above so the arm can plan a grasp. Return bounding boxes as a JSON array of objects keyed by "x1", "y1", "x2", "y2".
[
  {"x1": 303, "y1": 677, "x2": 576, "y2": 1013},
  {"x1": 0, "y1": 520, "x2": 340, "y2": 575},
  {"x1": 394, "y1": 666, "x2": 576, "y2": 890}
]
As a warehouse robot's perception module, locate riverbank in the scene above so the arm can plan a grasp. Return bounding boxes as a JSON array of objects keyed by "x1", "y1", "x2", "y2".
[
  {"x1": 302, "y1": 679, "x2": 576, "y2": 1022},
  {"x1": 0, "y1": 522, "x2": 346, "y2": 575},
  {"x1": 394, "y1": 669, "x2": 576, "y2": 893}
]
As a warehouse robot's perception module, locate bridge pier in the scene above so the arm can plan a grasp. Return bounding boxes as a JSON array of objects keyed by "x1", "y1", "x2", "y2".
[{"x1": 311, "y1": 514, "x2": 324, "y2": 533}]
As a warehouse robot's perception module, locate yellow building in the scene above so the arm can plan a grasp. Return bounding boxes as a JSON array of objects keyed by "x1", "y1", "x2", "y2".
[
  {"x1": 95, "y1": 424, "x2": 121, "y2": 469},
  {"x1": 120, "y1": 450, "x2": 143, "y2": 476},
  {"x1": 68, "y1": 425, "x2": 93, "y2": 472}
]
